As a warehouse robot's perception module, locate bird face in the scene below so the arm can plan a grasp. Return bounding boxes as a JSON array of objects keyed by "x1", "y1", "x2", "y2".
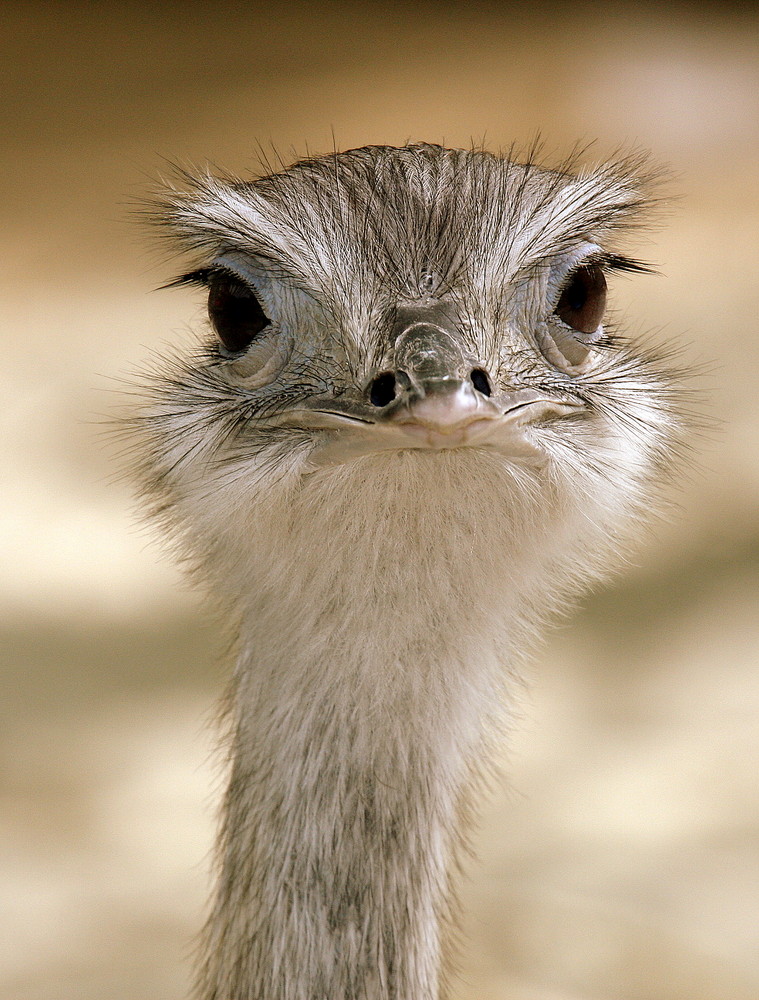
[
  {"x1": 201, "y1": 253, "x2": 590, "y2": 469},
  {"x1": 151, "y1": 145, "x2": 673, "y2": 485}
]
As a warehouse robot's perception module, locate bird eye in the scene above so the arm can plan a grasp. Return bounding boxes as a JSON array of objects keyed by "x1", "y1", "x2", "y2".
[
  {"x1": 208, "y1": 274, "x2": 271, "y2": 354},
  {"x1": 555, "y1": 264, "x2": 607, "y2": 335}
]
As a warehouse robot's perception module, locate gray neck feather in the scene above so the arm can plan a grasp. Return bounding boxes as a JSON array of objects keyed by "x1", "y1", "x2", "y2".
[{"x1": 193, "y1": 451, "x2": 552, "y2": 1000}]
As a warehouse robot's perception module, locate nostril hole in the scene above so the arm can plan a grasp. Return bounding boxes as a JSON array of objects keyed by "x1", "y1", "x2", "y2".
[
  {"x1": 369, "y1": 372, "x2": 397, "y2": 407},
  {"x1": 470, "y1": 368, "x2": 492, "y2": 396}
]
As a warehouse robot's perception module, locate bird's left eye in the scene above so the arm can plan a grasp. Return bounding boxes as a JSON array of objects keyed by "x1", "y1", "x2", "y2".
[
  {"x1": 555, "y1": 264, "x2": 607, "y2": 334},
  {"x1": 208, "y1": 274, "x2": 271, "y2": 354}
]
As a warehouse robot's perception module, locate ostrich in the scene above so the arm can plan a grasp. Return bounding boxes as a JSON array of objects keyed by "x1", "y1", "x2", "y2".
[{"x1": 131, "y1": 142, "x2": 683, "y2": 1000}]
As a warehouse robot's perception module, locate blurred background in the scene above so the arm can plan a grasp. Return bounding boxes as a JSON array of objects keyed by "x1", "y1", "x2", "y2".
[{"x1": 1, "y1": 2, "x2": 758, "y2": 998}]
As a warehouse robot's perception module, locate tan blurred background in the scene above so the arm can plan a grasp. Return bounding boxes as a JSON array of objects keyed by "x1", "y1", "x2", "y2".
[{"x1": 1, "y1": 2, "x2": 758, "y2": 998}]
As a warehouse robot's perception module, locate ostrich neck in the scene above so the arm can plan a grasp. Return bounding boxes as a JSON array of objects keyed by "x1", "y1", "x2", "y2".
[{"x1": 195, "y1": 454, "x2": 538, "y2": 1000}]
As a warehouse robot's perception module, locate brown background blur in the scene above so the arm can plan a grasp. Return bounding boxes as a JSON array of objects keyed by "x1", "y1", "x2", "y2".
[{"x1": 1, "y1": 2, "x2": 758, "y2": 998}]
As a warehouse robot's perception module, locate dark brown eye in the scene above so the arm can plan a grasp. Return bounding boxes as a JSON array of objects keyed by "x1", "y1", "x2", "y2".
[
  {"x1": 208, "y1": 274, "x2": 271, "y2": 353},
  {"x1": 555, "y1": 264, "x2": 607, "y2": 335}
]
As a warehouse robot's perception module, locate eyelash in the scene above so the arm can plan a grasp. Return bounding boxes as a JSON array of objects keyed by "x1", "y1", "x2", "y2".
[{"x1": 164, "y1": 266, "x2": 247, "y2": 291}]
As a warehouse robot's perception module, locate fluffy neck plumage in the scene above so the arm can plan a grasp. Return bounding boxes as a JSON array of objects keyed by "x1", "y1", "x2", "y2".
[
  {"x1": 199, "y1": 629, "x2": 498, "y2": 1000},
  {"x1": 190, "y1": 447, "x2": 611, "y2": 1000}
]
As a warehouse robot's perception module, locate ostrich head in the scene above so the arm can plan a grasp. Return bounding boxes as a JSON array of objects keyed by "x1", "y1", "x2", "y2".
[{"x1": 132, "y1": 143, "x2": 683, "y2": 1000}]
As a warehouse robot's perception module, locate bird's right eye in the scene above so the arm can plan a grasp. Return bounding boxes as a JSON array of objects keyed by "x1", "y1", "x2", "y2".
[
  {"x1": 554, "y1": 264, "x2": 607, "y2": 335},
  {"x1": 208, "y1": 273, "x2": 271, "y2": 354}
]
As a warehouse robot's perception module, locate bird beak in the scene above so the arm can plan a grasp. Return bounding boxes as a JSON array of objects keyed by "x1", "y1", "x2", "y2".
[
  {"x1": 266, "y1": 306, "x2": 583, "y2": 468},
  {"x1": 373, "y1": 311, "x2": 504, "y2": 446},
  {"x1": 378, "y1": 375, "x2": 502, "y2": 447}
]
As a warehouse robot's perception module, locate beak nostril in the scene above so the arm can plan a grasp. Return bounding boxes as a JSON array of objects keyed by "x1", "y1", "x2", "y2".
[
  {"x1": 368, "y1": 372, "x2": 398, "y2": 407},
  {"x1": 470, "y1": 368, "x2": 492, "y2": 397}
]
